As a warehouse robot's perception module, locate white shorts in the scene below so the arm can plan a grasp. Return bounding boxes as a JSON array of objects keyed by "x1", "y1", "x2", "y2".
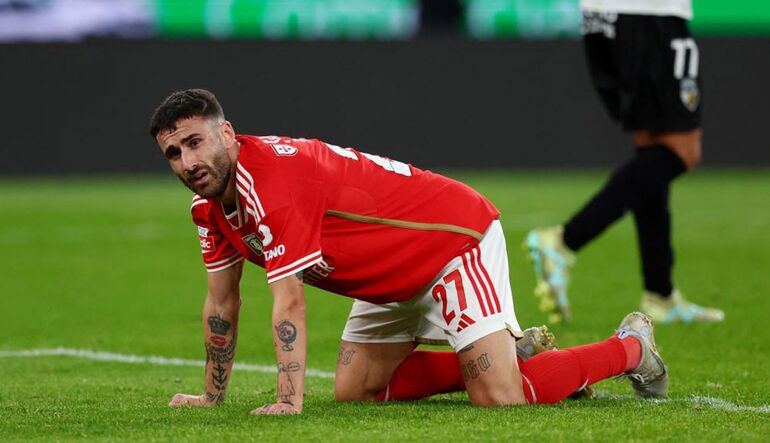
[{"x1": 341, "y1": 220, "x2": 521, "y2": 352}]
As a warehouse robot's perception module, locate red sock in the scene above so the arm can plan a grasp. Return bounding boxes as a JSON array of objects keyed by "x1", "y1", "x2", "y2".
[
  {"x1": 617, "y1": 334, "x2": 642, "y2": 371},
  {"x1": 518, "y1": 337, "x2": 628, "y2": 404},
  {"x1": 375, "y1": 350, "x2": 465, "y2": 401}
]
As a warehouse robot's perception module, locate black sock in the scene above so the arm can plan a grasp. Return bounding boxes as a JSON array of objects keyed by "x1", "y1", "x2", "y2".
[
  {"x1": 632, "y1": 186, "x2": 674, "y2": 296},
  {"x1": 562, "y1": 145, "x2": 686, "y2": 254}
]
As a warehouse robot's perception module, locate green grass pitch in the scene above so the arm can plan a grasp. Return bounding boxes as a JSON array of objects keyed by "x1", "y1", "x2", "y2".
[{"x1": 1, "y1": 170, "x2": 768, "y2": 441}]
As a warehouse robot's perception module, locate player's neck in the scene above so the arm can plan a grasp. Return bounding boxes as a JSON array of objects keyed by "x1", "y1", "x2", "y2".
[{"x1": 220, "y1": 175, "x2": 238, "y2": 209}]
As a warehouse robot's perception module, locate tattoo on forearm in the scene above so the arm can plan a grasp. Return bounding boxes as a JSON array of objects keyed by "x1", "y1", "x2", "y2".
[
  {"x1": 275, "y1": 320, "x2": 297, "y2": 351},
  {"x1": 461, "y1": 353, "x2": 492, "y2": 381},
  {"x1": 205, "y1": 330, "x2": 238, "y2": 364},
  {"x1": 337, "y1": 347, "x2": 356, "y2": 366},
  {"x1": 278, "y1": 361, "x2": 301, "y2": 373},
  {"x1": 205, "y1": 391, "x2": 225, "y2": 404},
  {"x1": 277, "y1": 373, "x2": 296, "y2": 404}
]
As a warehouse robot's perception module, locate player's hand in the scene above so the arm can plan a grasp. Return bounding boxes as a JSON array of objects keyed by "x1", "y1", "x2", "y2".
[
  {"x1": 168, "y1": 393, "x2": 215, "y2": 407},
  {"x1": 250, "y1": 402, "x2": 302, "y2": 415}
]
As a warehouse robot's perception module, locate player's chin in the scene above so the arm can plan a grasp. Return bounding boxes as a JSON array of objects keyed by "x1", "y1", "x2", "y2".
[{"x1": 193, "y1": 180, "x2": 225, "y2": 199}]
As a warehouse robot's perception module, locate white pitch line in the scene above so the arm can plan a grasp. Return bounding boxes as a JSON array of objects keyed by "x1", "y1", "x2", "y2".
[
  {"x1": 593, "y1": 390, "x2": 770, "y2": 414},
  {"x1": 0, "y1": 347, "x2": 335, "y2": 379}
]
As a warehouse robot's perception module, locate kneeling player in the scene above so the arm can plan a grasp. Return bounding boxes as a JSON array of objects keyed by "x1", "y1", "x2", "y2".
[{"x1": 150, "y1": 89, "x2": 668, "y2": 414}]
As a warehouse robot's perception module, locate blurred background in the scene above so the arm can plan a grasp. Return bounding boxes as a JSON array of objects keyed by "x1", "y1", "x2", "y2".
[{"x1": 0, "y1": 0, "x2": 768, "y2": 174}]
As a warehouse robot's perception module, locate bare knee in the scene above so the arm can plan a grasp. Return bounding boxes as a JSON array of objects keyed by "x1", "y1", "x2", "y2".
[
  {"x1": 460, "y1": 330, "x2": 528, "y2": 407},
  {"x1": 334, "y1": 380, "x2": 379, "y2": 402},
  {"x1": 468, "y1": 386, "x2": 527, "y2": 407}
]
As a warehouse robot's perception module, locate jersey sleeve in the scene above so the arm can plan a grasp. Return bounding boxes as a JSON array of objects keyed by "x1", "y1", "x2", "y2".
[
  {"x1": 235, "y1": 142, "x2": 324, "y2": 283},
  {"x1": 191, "y1": 196, "x2": 243, "y2": 273},
  {"x1": 258, "y1": 202, "x2": 324, "y2": 284}
]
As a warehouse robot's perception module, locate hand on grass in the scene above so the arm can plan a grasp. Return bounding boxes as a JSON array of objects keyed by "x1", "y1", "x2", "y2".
[
  {"x1": 168, "y1": 393, "x2": 216, "y2": 407},
  {"x1": 250, "y1": 402, "x2": 301, "y2": 415}
]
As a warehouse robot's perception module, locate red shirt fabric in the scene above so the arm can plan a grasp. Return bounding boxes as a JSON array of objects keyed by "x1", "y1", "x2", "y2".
[{"x1": 192, "y1": 135, "x2": 499, "y2": 304}]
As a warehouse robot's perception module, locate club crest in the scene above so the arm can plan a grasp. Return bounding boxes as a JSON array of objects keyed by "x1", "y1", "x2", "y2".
[{"x1": 680, "y1": 78, "x2": 700, "y2": 112}]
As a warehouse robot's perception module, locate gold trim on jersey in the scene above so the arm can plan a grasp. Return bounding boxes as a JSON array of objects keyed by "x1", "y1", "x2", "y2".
[{"x1": 325, "y1": 210, "x2": 484, "y2": 240}]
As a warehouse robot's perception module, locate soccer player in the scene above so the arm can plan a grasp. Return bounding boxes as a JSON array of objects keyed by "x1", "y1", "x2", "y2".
[
  {"x1": 525, "y1": 0, "x2": 724, "y2": 324},
  {"x1": 151, "y1": 89, "x2": 667, "y2": 415}
]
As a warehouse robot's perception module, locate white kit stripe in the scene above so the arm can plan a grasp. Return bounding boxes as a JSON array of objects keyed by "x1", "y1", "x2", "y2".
[
  {"x1": 470, "y1": 247, "x2": 496, "y2": 314},
  {"x1": 521, "y1": 373, "x2": 537, "y2": 405},
  {"x1": 0, "y1": 348, "x2": 334, "y2": 379},
  {"x1": 463, "y1": 251, "x2": 489, "y2": 316},
  {"x1": 236, "y1": 163, "x2": 265, "y2": 217},
  {"x1": 236, "y1": 183, "x2": 260, "y2": 223},
  {"x1": 191, "y1": 199, "x2": 208, "y2": 209},
  {"x1": 206, "y1": 257, "x2": 244, "y2": 273},
  {"x1": 205, "y1": 253, "x2": 243, "y2": 268},
  {"x1": 472, "y1": 246, "x2": 501, "y2": 314},
  {"x1": 266, "y1": 251, "x2": 322, "y2": 278},
  {"x1": 267, "y1": 253, "x2": 323, "y2": 283}
]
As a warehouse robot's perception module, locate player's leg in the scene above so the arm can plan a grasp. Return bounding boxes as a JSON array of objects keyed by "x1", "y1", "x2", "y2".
[
  {"x1": 335, "y1": 298, "x2": 425, "y2": 401},
  {"x1": 518, "y1": 311, "x2": 668, "y2": 403},
  {"x1": 627, "y1": 17, "x2": 722, "y2": 323},
  {"x1": 524, "y1": 14, "x2": 624, "y2": 322},
  {"x1": 334, "y1": 339, "x2": 417, "y2": 401},
  {"x1": 426, "y1": 221, "x2": 657, "y2": 405},
  {"x1": 367, "y1": 325, "x2": 558, "y2": 402},
  {"x1": 418, "y1": 220, "x2": 530, "y2": 406},
  {"x1": 457, "y1": 329, "x2": 527, "y2": 406}
]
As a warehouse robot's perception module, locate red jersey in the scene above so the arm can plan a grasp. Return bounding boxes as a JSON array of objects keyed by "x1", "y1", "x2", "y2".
[{"x1": 192, "y1": 135, "x2": 499, "y2": 304}]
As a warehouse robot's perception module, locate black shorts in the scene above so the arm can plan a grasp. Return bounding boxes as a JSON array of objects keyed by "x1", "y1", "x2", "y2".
[{"x1": 582, "y1": 12, "x2": 702, "y2": 133}]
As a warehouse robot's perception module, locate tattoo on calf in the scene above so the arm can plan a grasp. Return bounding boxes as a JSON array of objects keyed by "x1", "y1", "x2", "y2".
[
  {"x1": 207, "y1": 315, "x2": 231, "y2": 335},
  {"x1": 275, "y1": 320, "x2": 297, "y2": 351},
  {"x1": 337, "y1": 348, "x2": 356, "y2": 366},
  {"x1": 461, "y1": 353, "x2": 493, "y2": 381},
  {"x1": 212, "y1": 363, "x2": 228, "y2": 390},
  {"x1": 278, "y1": 361, "x2": 301, "y2": 373},
  {"x1": 459, "y1": 345, "x2": 475, "y2": 354}
]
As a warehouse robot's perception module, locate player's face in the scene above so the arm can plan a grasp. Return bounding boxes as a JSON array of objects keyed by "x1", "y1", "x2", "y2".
[{"x1": 157, "y1": 116, "x2": 234, "y2": 199}]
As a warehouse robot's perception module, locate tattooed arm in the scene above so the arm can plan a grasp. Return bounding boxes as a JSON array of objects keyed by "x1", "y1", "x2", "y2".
[
  {"x1": 169, "y1": 261, "x2": 243, "y2": 407},
  {"x1": 251, "y1": 272, "x2": 307, "y2": 415}
]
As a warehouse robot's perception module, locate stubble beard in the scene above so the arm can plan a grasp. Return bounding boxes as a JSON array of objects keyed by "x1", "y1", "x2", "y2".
[{"x1": 178, "y1": 150, "x2": 233, "y2": 199}]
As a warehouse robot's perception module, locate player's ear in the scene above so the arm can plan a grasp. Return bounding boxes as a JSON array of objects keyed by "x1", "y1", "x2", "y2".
[{"x1": 221, "y1": 120, "x2": 236, "y2": 143}]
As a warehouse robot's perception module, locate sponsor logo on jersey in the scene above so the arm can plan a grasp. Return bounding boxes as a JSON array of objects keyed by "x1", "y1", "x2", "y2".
[
  {"x1": 242, "y1": 224, "x2": 274, "y2": 256},
  {"x1": 264, "y1": 244, "x2": 286, "y2": 261},
  {"x1": 197, "y1": 225, "x2": 215, "y2": 253},
  {"x1": 680, "y1": 78, "x2": 700, "y2": 112},
  {"x1": 271, "y1": 144, "x2": 298, "y2": 156},
  {"x1": 199, "y1": 236, "x2": 215, "y2": 254}
]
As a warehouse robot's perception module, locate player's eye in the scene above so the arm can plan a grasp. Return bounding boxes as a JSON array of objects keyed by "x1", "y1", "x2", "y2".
[
  {"x1": 190, "y1": 138, "x2": 201, "y2": 147},
  {"x1": 164, "y1": 147, "x2": 181, "y2": 160}
]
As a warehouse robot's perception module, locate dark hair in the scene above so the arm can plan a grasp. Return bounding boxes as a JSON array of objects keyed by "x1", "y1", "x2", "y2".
[{"x1": 149, "y1": 89, "x2": 224, "y2": 138}]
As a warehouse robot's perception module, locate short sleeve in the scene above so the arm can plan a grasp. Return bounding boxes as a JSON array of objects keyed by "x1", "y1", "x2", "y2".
[
  {"x1": 258, "y1": 203, "x2": 324, "y2": 283},
  {"x1": 191, "y1": 196, "x2": 243, "y2": 273}
]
